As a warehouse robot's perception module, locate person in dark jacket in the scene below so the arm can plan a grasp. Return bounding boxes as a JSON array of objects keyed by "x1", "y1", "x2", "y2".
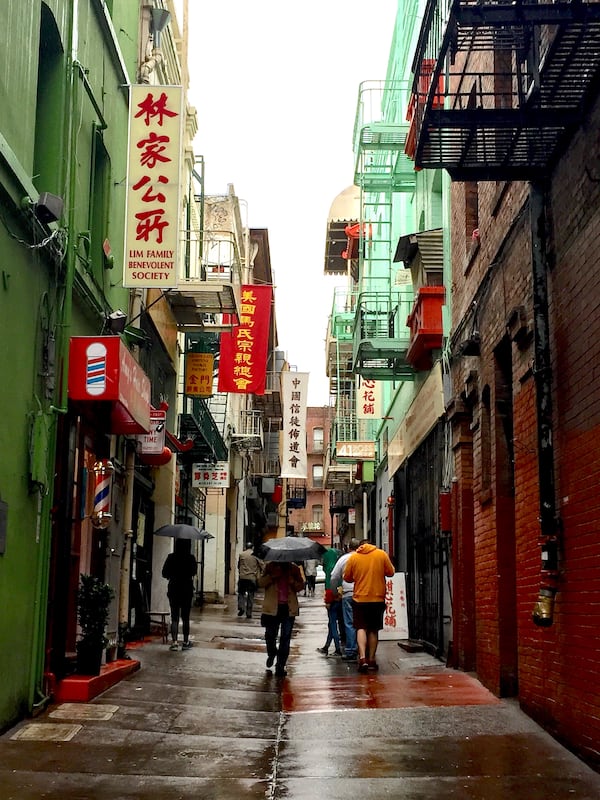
[
  {"x1": 162, "y1": 538, "x2": 197, "y2": 651},
  {"x1": 258, "y1": 561, "x2": 305, "y2": 677}
]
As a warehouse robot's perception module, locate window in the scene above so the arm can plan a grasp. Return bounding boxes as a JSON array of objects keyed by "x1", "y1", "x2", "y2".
[
  {"x1": 313, "y1": 427, "x2": 324, "y2": 453},
  {"x1": 312, "y1": 464, "x2": 323, "y2": 489},
  {"x1": 89, "y1": 127, "x2": 111, "y2": 283},
  {"x1": 312, "y1": 504, "x2": 323, "y2": 526}
]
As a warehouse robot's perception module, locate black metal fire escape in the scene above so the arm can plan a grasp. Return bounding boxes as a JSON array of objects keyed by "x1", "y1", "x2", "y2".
[{"x1": 411, "y1": 0, "x2": 600, "y2": 181}]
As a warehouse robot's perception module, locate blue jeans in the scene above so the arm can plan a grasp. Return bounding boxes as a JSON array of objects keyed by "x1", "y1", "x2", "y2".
[
  {"x1": 263, "y1": 604, "x2": 295, "y2": 674},
  {"x1": 342, "y1": 595, "x2": 357, "y2": 656},
  {"x1": 323, "y1": 601, "x2": 342, "y2": 653}
]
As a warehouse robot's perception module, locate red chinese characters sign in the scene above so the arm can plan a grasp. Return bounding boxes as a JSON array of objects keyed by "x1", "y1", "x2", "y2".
[
  {"x1": 380, "y1": 572, "x2": 409, "y2": 640},
  {"x1": 356, "y1": 377, "x2": 382, "y2": 419},
  {"x1": 217, "y1": 285, "x2": 272, "y2": 394},
  {"x1": 124, "y1": 86, "x2": 183, "y2": 288}
]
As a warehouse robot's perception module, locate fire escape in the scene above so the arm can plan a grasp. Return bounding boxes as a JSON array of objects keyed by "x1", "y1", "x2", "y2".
[
  {"x1": 410, "y1": 0, "x2": 600, "y2": 181},
  {"x1": 353, "y1": 80, "x2": 417, "y2": 381},
  {"x1": 410, "y1": 0, "x2": 600, "y2": 626}
]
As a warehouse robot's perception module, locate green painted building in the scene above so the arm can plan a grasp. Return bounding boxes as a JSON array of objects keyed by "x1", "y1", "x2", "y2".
[{"x1": 0, "y1": 0, "x2": 140, "y2": 728}]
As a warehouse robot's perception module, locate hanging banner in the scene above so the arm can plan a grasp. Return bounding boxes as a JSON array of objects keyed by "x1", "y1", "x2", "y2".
[
  {"x1": 123, "y1": 85, "x2": 183, "y2": 288},
  {"x1": 356, "y1": 377, "x2": 382, "y2": 419},
  {"x1": 217, "y1": 285, "x2": 272, "y2": 394},
  {"x1": 184, "y1": 352, "x2": 214, "y2": 396},
  {"x1": 280, "y1": 372, "x2": 308, "y2": 479}
]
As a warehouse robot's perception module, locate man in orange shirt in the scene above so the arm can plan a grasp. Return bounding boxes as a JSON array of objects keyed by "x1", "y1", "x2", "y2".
[{"x1": 343, "y1": 539, "x2": 395, "y2": 673}]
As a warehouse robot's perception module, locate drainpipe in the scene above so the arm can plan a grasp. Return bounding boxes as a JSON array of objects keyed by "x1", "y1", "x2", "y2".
[
  {"x1": 29, "y1": 0, "x2": 80, "y2": 712},
  {"x1": 529, "y1": 181, "x2": 560, "y2": 626},
  {"x1": 117, "y1": 443, "x2": 135, "y2": 658}
]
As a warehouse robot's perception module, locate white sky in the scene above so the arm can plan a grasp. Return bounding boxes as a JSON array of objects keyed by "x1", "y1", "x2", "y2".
[{"x1": 182, "y1": 1, "x2": 398, "y2": 405}]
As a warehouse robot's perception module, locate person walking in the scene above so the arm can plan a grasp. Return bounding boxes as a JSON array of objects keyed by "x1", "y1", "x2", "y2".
[
  {"x1": 330, "y1": 538, "x2": 360, "y2": 661},
  {"x1": 343, "y1": 538, "x2": 395, "y2": 673},
  {"x1": 237, "y1": 542, "x2": 263, "y2": 619},
  {"x1": 258, "y1": 561, "x2": 305, "y2": 677},
  {"x1": 303, "y1": 558, "x2": 319, "y2": 597},
  {"x1": 316, "y1": 587, "x2": 342, "y2": 657},
  {"x1": 161, "y1": 538, "x2": 198, "y2": 651},
  {"x1": 322, "y1": 546, "x2": 341, "y2": 589}
]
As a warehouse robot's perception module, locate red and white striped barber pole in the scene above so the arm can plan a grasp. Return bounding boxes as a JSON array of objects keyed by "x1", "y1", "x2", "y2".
[{"x1": 91, "y1": 459, "x2": 114, "y2": 528}]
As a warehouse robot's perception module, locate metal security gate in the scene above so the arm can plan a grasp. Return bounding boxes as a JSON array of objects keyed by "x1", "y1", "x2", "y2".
[{"x1": 405, "y1": 422, "x2": 448, "y2": 658}]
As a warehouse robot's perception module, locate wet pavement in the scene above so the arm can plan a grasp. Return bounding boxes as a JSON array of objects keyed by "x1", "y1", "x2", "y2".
[{"x1": 1, "y1": 589, "x2": 600, "y2": 799}]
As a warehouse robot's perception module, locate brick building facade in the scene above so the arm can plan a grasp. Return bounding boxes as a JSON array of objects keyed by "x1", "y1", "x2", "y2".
[
  {"x1": 448, "y1": 79, "x2": 600, "y2": 767},
  {"x1": 286, "y1": 406, "x2": 332, "y2": 545}
]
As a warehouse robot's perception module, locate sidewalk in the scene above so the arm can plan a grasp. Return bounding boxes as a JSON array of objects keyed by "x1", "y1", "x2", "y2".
[{"x1": 1, "y1": 589, "x2": 600, "y2": 799}]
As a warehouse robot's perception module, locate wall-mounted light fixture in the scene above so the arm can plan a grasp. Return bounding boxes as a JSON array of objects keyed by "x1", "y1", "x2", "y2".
[
  {"x1": 150, "y1": 7, "x2": 171, "y2": 48},
  {"x1": 106, "y1": 309, "x2": 127, "y2": 335}
]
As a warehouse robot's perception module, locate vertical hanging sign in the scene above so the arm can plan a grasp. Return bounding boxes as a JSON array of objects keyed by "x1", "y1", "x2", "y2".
[
  {"x1": 217, "y1": 285, "x2": 272, "y2": 394},
  {"x1": 123, "y1": 85, "x2": 183, "y2": 288},
  {"x1": 280, "y1": 372, "x2": 309, "y2": 479},
  {"x1": 356, "y1": 377, "x2": 382, "y2": 419}
]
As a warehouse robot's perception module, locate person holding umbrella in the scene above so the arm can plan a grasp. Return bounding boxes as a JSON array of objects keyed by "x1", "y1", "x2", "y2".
[
  {"x1": 161, "y1": 538, "x2": 197, "y2": 651},
  {"x1": 258, "y1": 540, "x2": 307, "y2": 677}
]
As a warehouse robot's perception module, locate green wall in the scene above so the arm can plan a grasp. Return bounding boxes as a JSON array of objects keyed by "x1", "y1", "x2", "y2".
[{"x1": 0, "y1": 0, "x2": 137, "y2": 729}]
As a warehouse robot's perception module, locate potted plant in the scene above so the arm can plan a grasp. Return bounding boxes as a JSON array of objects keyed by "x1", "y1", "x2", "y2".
[{"x1": 75, "y1": 573, "x2": 114, "y2": 676}]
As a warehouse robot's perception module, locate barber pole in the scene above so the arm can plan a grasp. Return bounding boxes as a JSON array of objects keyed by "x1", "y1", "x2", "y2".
[{"x1": 91, "y1": 459, "x2": 114, "y2": 528}]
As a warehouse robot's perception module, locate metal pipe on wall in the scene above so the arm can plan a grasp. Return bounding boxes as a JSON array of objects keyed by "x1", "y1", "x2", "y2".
[{"x1": 529, "y1": 181, "x2": 560, "y2": 626}]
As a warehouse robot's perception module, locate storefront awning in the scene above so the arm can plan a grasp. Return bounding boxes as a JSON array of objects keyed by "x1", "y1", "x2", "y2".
[{"x1": 68, "y1": 336, "x2": 151, "y2": 434}]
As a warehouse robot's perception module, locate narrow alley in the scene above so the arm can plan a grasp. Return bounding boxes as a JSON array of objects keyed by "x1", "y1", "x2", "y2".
[{"x1": 1, "y1": 590, "x2": 599, "y2": 800}]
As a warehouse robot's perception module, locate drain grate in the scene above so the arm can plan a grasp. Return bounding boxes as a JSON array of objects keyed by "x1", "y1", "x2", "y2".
[
  {"x1": 50, "y1": 703, "x2": 119, "y2": 721},
  {"x1": 11, "y1": 723, "x2": 82, "y2": 742}
]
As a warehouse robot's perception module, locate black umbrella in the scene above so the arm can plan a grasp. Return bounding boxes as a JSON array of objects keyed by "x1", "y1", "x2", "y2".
[
  {"x1": 259, "y1": 536, "x2": 326, "y2": 563},
  {"x1": 154, "y1": 523, "x2": 214, "y2": 540}
]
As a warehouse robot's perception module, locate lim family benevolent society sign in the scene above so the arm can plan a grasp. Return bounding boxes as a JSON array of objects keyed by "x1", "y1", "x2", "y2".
[{"x1": 123, "y1": 86, "x2": 183, "y2": 288}]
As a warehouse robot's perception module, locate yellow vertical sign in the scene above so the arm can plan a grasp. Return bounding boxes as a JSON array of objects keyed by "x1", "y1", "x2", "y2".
[{"x1": 185, "y1": 353, "x2": 214, "y2": 397}]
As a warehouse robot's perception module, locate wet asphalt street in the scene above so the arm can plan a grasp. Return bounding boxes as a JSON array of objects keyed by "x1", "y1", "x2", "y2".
[{"x1": 2, "y1": 588, "x2": 600, "y2": 799}]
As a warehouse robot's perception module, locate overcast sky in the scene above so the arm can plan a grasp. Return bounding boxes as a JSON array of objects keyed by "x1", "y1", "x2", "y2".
[{"x1": 182, "y1": 1, "x2": 398, "y2": 405}]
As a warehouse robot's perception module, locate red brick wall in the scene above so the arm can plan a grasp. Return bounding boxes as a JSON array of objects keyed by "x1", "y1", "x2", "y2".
[{"x1": 449, "y1": 65, "x2": 600, "y2": 765}]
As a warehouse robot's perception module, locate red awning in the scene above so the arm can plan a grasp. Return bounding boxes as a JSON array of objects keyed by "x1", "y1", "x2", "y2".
[{"x1": 68, "y1": 336, "x2": 151, "y2": 434}]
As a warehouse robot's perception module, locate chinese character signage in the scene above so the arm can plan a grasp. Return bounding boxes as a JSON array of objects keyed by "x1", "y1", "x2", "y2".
[
  {"x1": 379, "y1": 572, "x2": 410, "y2": 640},
  {"x1": 191, "y1": 462, "x2": 230, "y2": 488},
  {"x1": 280, "y1": 372, "x2": 308, "y2": 479},
  {"x1": 185, "y1": 352, "x2": 214, "y2": 397},
  {"x1": 356, "y1": 377, "x2": 382, "y2": 419},
  {"x1": 123, "y1": 85, "x2": 183, "y2": 288},
  {"x1": 217, "y1": 285, "x2": 272, "y2": 394}
]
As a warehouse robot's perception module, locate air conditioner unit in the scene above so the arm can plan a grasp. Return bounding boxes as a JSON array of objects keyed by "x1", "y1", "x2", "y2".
[{"x1": 261, "y1": 478, "x2": 275, "y2": 495}]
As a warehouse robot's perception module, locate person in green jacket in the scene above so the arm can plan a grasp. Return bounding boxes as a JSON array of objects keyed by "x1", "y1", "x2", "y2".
[{"x1": 322, "y1": 546, "x2": 341, "y2": 589}]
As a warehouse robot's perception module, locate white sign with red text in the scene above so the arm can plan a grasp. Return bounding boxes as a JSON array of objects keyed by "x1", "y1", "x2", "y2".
[{"x1": 380, "y1": 572, "x2": 410, "y2": 640}]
